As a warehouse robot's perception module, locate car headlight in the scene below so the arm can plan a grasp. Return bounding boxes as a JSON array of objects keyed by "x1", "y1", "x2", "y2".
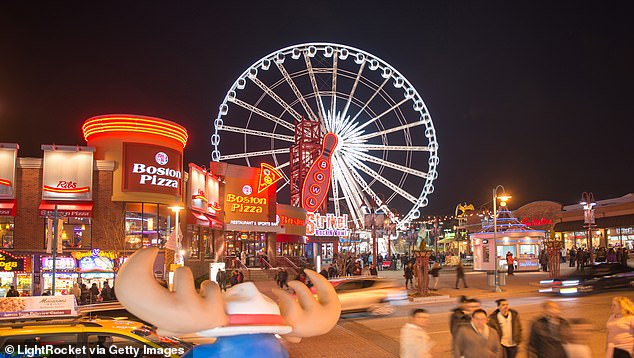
[
  {"x1": 559, "y1": 287, "x2": 578, "y2": 294},
  {"x1": 540, "y1": 280, "x2": 554, "y2": 285},
  {"x1": 561, "y1": 280, "x2": 579, "y2": 286}
]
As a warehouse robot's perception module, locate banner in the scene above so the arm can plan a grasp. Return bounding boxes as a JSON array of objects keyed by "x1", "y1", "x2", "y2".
[
  {"x1": 0, "y1": 295, "x2": 77, "y2": 319},
  {"x1": 45, "y1": 218, "x2": 63, "y2": 254}
]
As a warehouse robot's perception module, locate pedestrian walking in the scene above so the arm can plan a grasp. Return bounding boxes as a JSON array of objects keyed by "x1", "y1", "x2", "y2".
[
  {"x1": 450, "y1": 296, "x2": 481, "y2": 337},
  {"x1": 453, "y1": 309, "x2": 500, "y2": 358},
  {"x1": 506, "y1": 252, "x2": 515, "y2": 276},
  {"x1": 455, "y1": 261, "x2": 467, "y2": 289},
  {"x1": 539, "y1": 250, "x2": 549, "y2": 272},
  {"x1": 569, "y1": 247, "x2": 576, "y2": 267},
  {"x1": 528, "y1": 301, "x2": 570, "y2": 358},
  {"x1": 562, "y1": 318, "x2": 593, "y2": 358},
  {"x1": 216, "y1": 269, "x2": 227, "y2": 291},
  {"x1": 606, "y1": 296, "x2": 634, "y2": 358},
  {"x1": 70, "y1": 283, "x2": 81, "y2": 303},
  {"x1": 400, "y1": 308, "x2": 434, "y2": 358},
  {"x1": 430, "y1": 262, "x2": 441, "y2": 290},
  {"x1": 488, "y1": 298, "x2": 522, "y2": 358},
  {"x1": 404, "y1": 263, "x2": 414, "y2": 289},
  {"x1": 369, "y1": 264, "x2": 378, "y2": 276}
]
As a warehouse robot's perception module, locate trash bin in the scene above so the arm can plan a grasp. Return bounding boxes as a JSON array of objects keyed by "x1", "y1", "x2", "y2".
[
  {"x1": 487, "y1": 271, "x2": 495, "y2": 286},
  {"x1": 487, "y1": 271, "x2": 506, "y2": 286}
]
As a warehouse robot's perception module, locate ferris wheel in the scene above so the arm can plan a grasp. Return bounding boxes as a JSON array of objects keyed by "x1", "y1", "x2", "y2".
[{"x1": 211, "y1": 43, "x2": 439, "y2": 230}]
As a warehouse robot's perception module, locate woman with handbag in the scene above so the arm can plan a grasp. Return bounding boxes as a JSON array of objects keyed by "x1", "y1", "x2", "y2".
[{"x1": 606, "y1": 296, "x2": 634, "y2": 358}]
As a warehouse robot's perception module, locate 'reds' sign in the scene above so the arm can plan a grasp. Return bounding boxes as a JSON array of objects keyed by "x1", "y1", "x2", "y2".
[{"x1": 122, "y1": 143, "x2": 183, "y2": 196}]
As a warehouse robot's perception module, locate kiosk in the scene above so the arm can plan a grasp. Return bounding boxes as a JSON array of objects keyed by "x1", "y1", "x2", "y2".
[{"x1": 471, "y1": 208, "x2": 544, "y2": 272}]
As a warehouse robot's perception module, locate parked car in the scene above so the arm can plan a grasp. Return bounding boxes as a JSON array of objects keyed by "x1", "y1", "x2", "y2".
[
  {"x1": 539, "y1": 262, "x2": 634, "y2": 295},
  {"x1": 316, "y1": 277, "x2": 408, "y2": 315}
]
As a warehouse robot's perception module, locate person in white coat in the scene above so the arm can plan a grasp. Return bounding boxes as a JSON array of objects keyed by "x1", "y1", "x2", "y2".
[{"x1": 400, "y1": 308, "x2": 434, "y2": 357}]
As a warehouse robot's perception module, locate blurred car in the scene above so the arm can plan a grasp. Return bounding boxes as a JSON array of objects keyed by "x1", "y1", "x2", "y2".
[
  {"x1": 321, "y1": 277, "x2": 408, "y2": 315},
  {"x1": 539, "y1": 262, "x2": 634, "y2": 295},
  {"x1": 0, "y1": 317, "x2": 192, "y2": 357}
]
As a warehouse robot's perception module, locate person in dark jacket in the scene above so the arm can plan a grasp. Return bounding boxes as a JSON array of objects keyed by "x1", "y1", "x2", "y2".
[
  {"x1": 455, "y1": 261, "x2": 467, "y2": 289},
  {"x1": 89, "y1": 283, "x2": 100, "y2": 304},
  {"x1": 404, "y1": 263, "x2": 414, "y2": 289},
  {"x1": 453, "y1": 309, "x2": 500, "y2": 358},
  {"x1": 369, "y1": 265, "x2": 378, "y2": 276},
  {"x1": 528, "y1": 301, "x2": 570, "y2": 358},
  {"x1": 430, "y1": 262, "x2": 441, "y2": 290},
  {"x1": 5, "y1": 285, "x2": 19, "y2": 297},
  {"x1": 450, "y1": 296, "x2": 480, "y2": 337},
  {"x1": 488, "y1": 298, "x2": 522, "y2": 358}
]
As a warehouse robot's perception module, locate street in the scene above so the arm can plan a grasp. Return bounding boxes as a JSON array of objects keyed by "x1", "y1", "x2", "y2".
[{"x1": 278, "y1": 265, "x2": 634, "y2": 358}]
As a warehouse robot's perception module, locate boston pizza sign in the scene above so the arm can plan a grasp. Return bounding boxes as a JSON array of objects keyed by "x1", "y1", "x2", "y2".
[{"x1": 123, "y1": 143, "x2": 183, "y2": 196}]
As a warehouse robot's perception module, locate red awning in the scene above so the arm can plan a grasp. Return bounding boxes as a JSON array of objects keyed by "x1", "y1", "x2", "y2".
[
  {"x1": 189, "y1": 211, "x2": 210, "y2": 226},
  {"x1": 0, "y1": 200, "x2": 16, "y2": 217},
  {"x1": 188, "y1": 211, "x2": 223, "y2": 229},
  {"x1": 276, "y1": 234, "x2": 306, "y2": 243},
  {"x1": 39, "y1": 201, "x2": 93, "y2": 218}
]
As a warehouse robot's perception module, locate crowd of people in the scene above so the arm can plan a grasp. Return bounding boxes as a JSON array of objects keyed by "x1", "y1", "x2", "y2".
[
  {"x1": 539, "y1": 245, "x2": 631, "y2": 272},
  {"x1": 400, "y1": 295, "x2": 634, "y2": 358}
]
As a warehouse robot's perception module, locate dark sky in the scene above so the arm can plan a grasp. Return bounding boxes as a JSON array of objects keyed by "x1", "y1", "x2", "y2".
[{"x1": 1, "y1": 1, "x2": 633, "y2": 216}]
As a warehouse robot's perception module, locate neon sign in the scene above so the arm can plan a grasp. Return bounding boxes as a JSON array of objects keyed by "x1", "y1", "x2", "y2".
[
  {"x1": 301, "y1": 133, "x2": 337, "y2": 212},
  {"x1": 257, "y1": 163, "x2": 283, "y2": 193},
  {"x1": 43, "y1": 181, "x2": 90, "y2": 193},
  {"x1": 306, "y1": 212, "x2": 349, "y2": 237},
  {"x1": 521, "y1": 217, "x2": 552, "y2": 227},
  {"x1": 82, "y1": 115, "x2": 188, "y2": 148}
]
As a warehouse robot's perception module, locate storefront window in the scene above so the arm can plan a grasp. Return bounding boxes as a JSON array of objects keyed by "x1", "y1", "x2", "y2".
[
  {"x1": 202, "y1": 229, "x2": 212, "y2": 259},
  {"x1": 519, "y1": 245, "x2": 538, "y2": 256},
  {"x1": 61, "y1": 217, "x2": 91, "y2": 249},
  {"x1": 0, "y1": 218, "x2": 14, "y2": 249},
  {"x1": 125, "y1": 203, "x2": 171, "y2": 250},
  {"x1": 188, "y1": 225, "x2": 200, "y2": 259}
]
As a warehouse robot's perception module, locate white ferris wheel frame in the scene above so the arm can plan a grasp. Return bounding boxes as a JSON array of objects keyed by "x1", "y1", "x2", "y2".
[{"x1": 211, "y1": 43, "x2": 439, "y2": 230}]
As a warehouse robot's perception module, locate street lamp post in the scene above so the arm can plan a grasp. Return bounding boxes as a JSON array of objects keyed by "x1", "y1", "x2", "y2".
[
  {"x1": 580, "y1": 192, "x2": 596, "y2": 263},
  {"x1": 492, "y1": 185, "x2": 511, "y2": 293}
]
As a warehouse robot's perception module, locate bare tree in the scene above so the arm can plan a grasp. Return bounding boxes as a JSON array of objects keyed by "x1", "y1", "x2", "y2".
[{"x1": 93, "y1": 202, "x2": 127, "y2": 258}]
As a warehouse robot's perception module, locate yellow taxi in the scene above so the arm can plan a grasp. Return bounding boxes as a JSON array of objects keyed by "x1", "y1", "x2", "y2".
[{"x1": 0, "y1": 317, "x2": 192, "y2": 357}]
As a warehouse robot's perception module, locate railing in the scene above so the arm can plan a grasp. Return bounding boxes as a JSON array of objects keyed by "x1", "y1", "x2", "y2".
[
  {"x1": 276, "y1": 256, "x2": 300, "y2": 276},
  {"x1": 223, "y1": 256, "x2": 251, "y2": 281}
]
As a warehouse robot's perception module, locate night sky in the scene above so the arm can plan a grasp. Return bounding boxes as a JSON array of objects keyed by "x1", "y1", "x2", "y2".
[{"x1": 1, "y1": 2, "x2": 633, "y2": 216}]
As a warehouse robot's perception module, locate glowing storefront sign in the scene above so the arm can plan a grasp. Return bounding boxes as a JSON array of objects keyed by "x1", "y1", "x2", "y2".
[
  {"x1": 257, "y1": 163, "x2": 283, "y2": 194},
  {"x1": 123, "y1": 143, "x2": 183, "y2": 196},
  {"x1": 41, "y1": 257, "x2": 76, "y2": 271},
  {"x1": 188, "y1": 164, "x2": 221, "y2": 215},
  {"x1": 0, "y1": 144, "x2": 18, "y2": 199},
  {"x1": 41, "y1": 146, "x2": 94, "y2": 201},
  {"x1": 306, "y1": 212, "x2": 349, "y2": 237},
  {"x1": 0, "y1": 250, "x2": 25, "y2": 272},
  {"x1": 220, "y1": 163, "x2": 276, "y2": 223}
]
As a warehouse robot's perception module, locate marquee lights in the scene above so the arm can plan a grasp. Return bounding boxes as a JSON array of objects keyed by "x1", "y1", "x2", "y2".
[{"x1": 82, "y1": 115, "x2": 189, "y2": 148}]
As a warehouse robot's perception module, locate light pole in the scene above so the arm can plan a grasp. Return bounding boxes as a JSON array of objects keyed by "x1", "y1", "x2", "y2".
[
  {"x1": 580, "y1": 192, "x2": 596, "y2": 263},
  {"x1": 169, "y1": 206, "x2": 184, "y2": 265},
  {"x1": 492, "y1": 185, "x2": 511, "y2": 293}
]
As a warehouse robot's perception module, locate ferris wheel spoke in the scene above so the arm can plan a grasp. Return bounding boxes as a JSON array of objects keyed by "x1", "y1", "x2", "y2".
[
  {"x1": 303, "y1": 53, "x2": 327, "y2": 124},
  {"x1": 346, "y1": 143, "x2": 433, "y2": 152},
  {"x1": 228, "y1": 97, "x2": 295, "y2": 131},
  {"x1": 347, "y1": 97, "x2": 410, "y2": 135},
  {"x1": 344, "y1": 149, "x2": 429, "y2": 178},
  {"x1": 218, "y1": 125, "x2": 295, "y2": 142},
  {"x1": 346, "y1": 155, "x2": 418, "y2": 204},
  {"x1": 330, "y1": 54, "x2": 338, "y2": 130},
  {"x1": 338, "y1": 155, "x2": 400, "y2": 227},
  {"x1": 331, "y1": 168, "x2": 341, "y2": 217},
  {"x1": 356, "y1": 120, "x2": 424, "y2": 141},
  {"x1": 339, "y1": 61, "x2": 365, "y2": 131},
  {"x1": 219, "y1": 148, "x2": 290, "y2": 161},
  {"x1": 340, "y1": 76, "x2": 390, "y2": 137},
  {"x1": 332, "y1": 155, "x2": 365, "y2": 228},
  {"x1": 249, "y1": 76, "x2": 302, "y2": 121},
  {"x1": 276, "y1": 62, "x2": 319, "y2": 121}
]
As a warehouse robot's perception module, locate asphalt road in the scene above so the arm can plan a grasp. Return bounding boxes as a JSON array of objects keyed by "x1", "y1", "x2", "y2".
[{"x1": 283, "y1": 266, "x2": 634, "y2": 358}]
